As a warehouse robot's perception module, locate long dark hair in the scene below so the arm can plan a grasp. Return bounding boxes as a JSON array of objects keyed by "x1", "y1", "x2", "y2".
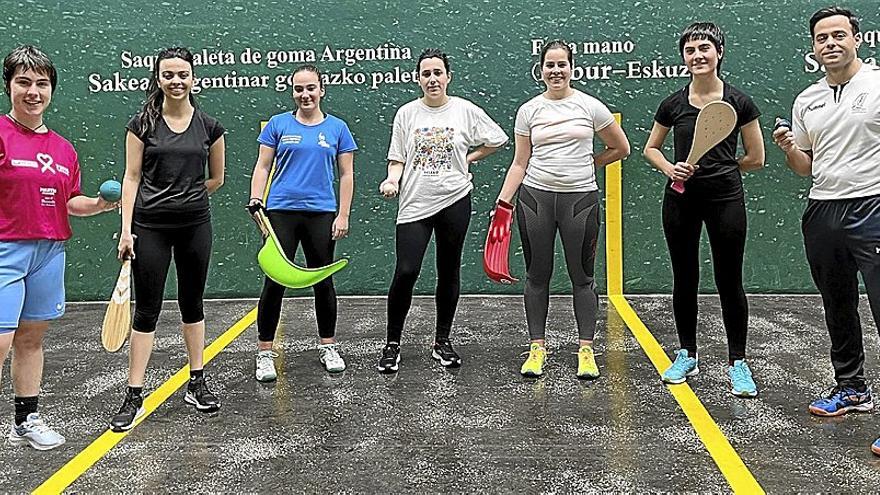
[
  {"x1": 292, "y1": 64, "x2": 322, "y2": 88},
  {"x1": 132, "y1": 47, "x2": 197, "y2": 137}
]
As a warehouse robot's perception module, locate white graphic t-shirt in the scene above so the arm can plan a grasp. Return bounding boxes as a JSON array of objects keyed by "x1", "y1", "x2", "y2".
[{"x1": 387, "y1": 97, "x2": 508, "y2": 224}]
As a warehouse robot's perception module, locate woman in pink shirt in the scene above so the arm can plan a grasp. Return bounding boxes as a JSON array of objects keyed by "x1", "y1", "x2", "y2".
[{"x1": 0, "y1": 45, "x2": 116, "y2": 450}]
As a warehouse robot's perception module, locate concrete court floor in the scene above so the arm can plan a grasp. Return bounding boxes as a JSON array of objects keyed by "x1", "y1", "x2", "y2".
[{"x1": 1, "y1": 295, "x2": 880, "y2": 493}]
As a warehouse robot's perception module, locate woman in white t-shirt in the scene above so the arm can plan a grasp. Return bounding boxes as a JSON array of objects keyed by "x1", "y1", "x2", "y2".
[
  {"x1": 376, "y1": 48, "x2": 509, "y2": 373},
  {"x1": 495, "y1": 41, "x2": 630, "y2": 379}
]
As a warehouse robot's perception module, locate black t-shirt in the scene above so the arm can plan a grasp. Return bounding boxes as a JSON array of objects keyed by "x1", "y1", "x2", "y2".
[
  {"x1": 654, "y1": 81, "x2": 760, "y2": 201},
  {"x1": 127, "y1": 109, "x2": 225, "y2": 228}
]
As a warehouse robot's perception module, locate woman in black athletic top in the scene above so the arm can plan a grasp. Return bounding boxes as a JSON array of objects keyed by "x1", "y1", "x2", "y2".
[{"x1": 643, "y1": 23, "x2": 764, "y2": 396}]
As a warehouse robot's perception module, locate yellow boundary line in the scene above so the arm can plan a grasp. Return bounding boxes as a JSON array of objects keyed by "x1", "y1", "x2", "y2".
[
  {"x1": 36, "y1": 120, "x2": 269, "y2": 493},
  {"x1": 33, "y1": 307, "x2": 258, "y2": 494},
  {"x1": 35, "y1": 114, "x2": 763, "y2": 494},
  {"x1": 604, "y1": 113, "x2": 764, "y2": 494}
]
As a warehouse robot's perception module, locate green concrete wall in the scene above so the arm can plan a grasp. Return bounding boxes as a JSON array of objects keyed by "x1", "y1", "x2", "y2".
[{"x1": 3, "y1": 0, "x2": 878, "y2": 299}]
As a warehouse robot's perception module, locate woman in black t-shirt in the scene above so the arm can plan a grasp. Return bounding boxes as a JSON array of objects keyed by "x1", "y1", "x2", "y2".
[
  {"x1": 109, "y1": 47, "x2": 226, "y2": 432},
  {"x1": 643, "y1": 23, "x2": 764, "y2": 397}
]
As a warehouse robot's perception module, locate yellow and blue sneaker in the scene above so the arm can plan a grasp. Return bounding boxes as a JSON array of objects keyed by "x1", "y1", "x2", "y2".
[
  {"x1": 576, "y1": 345, "x2": 600, "y2": 379},
  {"x1": 520, "y1": 343, "x2": 546, "y2": 377},
  {"x1": 808, "y1": 385, "x2": 873, "y2": 417}
]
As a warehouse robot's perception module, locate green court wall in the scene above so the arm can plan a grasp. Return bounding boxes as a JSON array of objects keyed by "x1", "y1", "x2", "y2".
[{"x1": 3, "y1": 0, "x2": 878, "y2": 300}]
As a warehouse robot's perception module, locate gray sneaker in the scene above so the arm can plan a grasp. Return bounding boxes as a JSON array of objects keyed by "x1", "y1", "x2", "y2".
[
  {"x1": 255, "y1": 350, "x2": 279, "y2": 382},
  {"x1": 7, "y1": 412, "x2": 66, "y2": 450},
  {"x1": 318, "y1": 343, "x2": 346, "y2": 372}
]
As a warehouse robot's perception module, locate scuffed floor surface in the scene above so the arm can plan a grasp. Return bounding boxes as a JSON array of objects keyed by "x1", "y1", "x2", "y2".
[{"x1": 1, "y1": 295, "x2": 879, "y2": 493}]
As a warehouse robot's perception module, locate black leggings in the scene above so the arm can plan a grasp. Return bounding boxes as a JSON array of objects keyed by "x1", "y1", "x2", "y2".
[
  {"x1": 517, "y1": 185, "x2": 601, "y2": 341},
  {"x1": 386, "y1": 194, "x2": 471, "y2": 344},
  {"x1": 662, "y1": 192, "x2": 748, "y2": 362},
  {"x1": 258, "y1": 210, "x2": 337, "y2": 342},
  {"x1": 132, "y1": 221, "x2": 212, "y2": 332}
]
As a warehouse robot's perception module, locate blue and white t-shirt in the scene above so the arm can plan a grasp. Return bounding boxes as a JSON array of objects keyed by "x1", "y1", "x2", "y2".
[{"x1": 259, "y1": 112, "x2": 357, "y2": 212}]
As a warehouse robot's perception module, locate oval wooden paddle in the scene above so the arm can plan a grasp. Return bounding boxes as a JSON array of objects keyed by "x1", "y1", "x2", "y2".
[
  {"x1": 672, "y1": 100, "x2": 737, "y2": 194},
  {"x1": 101, "y1": 259, "x2": 132, "y2": 352}
]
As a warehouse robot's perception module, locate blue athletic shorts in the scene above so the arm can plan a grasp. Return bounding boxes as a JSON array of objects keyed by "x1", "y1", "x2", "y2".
[{"x1": 0, "y1": 240, "x2": 66, "y2": 332}]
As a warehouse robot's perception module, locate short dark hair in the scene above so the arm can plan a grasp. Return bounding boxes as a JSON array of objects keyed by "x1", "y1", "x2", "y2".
[
  {"x1": 678, "y1": 22, "x2": 726, "y2": 74},
  {"x1": 809, "y1": 6, "x2": 860, "y2": 37},
  {"x1": 539, "y1": 40, "x2": 574, "y2": 67},
  {"x1": 3, "y1": 45, "x2": 57, "y2": 96},
  {"x1": 416, "y1": 48, "x2": 450, "y2": 74}
]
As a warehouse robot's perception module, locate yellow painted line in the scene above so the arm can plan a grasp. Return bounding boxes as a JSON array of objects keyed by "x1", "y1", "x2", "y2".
[
  {"x1": 605, "y1": 113, "x2": 623, "y2": 297},
  {"x1": 610, "y1": 296, "x2": 764, "y2": 494},
  {"x1": 603, "y1": 113, "x2": 763, "y2": 494},
  {"x1": 33, "y1": 307, "x2": 258, "y2": 495}
]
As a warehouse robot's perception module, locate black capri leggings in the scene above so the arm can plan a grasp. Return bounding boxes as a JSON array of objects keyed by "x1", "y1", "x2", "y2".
[
  {"x1": 662, "y1": 192, "x2": 748, "y2": 362},
  {"x1": 258, "y1": 210, "x2": 337, "y2": 342},
  {"x1": 386, "y1": 194, "x2": 471, "y2": 344},
  {"x1": 132, "y1": 221, "x2": 212, "y2": 332}
]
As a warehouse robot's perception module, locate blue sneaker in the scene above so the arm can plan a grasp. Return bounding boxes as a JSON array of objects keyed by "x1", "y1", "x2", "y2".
[
  {"x1": 872, "y1": 437, "x2": 880, "y2": 457},
  {"x1": 808, "y1": 385, "x2": 874, "y2": 417},
  {"x1": 728, "y1": 360, "x2": 758, "y2": 397},
  {"x1": 662, "y1": 349, "x2": 699, "y2": 384}
]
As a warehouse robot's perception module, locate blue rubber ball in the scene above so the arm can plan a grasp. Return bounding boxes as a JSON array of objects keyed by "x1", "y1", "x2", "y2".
[{"x1": 99, "y1": 180, "x2": 122, "y2": 202}]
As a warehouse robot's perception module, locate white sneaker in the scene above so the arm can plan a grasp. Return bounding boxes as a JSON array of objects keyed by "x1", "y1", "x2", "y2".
[
  {"x1": 7, "y1": 412, "x2": 66, "y2": 450},
  {"x1": 255, "y1": 350, "x2": 279, "y2": 382},
  {"x1": 318, "y1": 343, "x2": 346, "y2": 372}
]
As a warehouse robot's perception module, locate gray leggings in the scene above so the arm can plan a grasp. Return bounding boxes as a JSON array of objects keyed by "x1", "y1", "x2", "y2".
[{"x1": 517, "y1": 185, "x2": 600, "y2": 341}]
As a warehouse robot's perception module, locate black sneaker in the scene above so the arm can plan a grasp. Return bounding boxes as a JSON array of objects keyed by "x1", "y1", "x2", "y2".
[
  {"x1": 377, "y1": 343, "x2": 401, "y2": 373},
  {"x1": 184, "y1": 375, "x2": 221, "y2": 412},
  {"x1": 432, "y1": 340, "x2": 462, "y2": 368},
  {"x1": 110, "y1": 389, "x2": 145, "y2": 432}
]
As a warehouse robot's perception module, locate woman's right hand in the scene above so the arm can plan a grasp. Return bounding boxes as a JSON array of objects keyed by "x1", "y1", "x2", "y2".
[
  {"x1": 117, "y1": 231, "x2": 135, "y2": 261},
  {"x1": 379, "y1": 178, "x2": 399, "y2": 198},
  {"x1": 664, "y1": 162, "x2": 696, "y2": 182},
  {"x1": 246, "y1": 198, "x2": 265, "y2": 220}
]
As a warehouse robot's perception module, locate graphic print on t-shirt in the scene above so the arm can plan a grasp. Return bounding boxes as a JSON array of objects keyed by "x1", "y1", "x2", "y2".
[
  {"x1": 10, "y1": 151, "x2": 70, "y2": 178},
  {"x1": 40, "y1": 187, "x2": 57, "y2": 207},
  {"x1": 413, "y1": 127, "x2": 454, "y2": 176},
  {"x1": 1, "y1": 116, "x2": 82, "y2": 241}
]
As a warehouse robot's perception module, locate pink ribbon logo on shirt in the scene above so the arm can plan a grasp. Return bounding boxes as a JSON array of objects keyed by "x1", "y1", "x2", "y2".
[{"x1": 36, "y1": 153, "x2": 55, "y2": 174}]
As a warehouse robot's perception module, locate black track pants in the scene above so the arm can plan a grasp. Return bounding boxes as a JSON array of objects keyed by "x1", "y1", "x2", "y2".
[{"x1": 803, "y1": 195, "x2": 880, "y2": 388}]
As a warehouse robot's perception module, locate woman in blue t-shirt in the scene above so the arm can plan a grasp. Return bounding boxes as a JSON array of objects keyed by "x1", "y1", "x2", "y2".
[
  {"x1": 643, "y1": 23, "x2": 764, "y2": 396},
  {"x1": 247, "y1": 64, "x2": 356, "y2": 382}
]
